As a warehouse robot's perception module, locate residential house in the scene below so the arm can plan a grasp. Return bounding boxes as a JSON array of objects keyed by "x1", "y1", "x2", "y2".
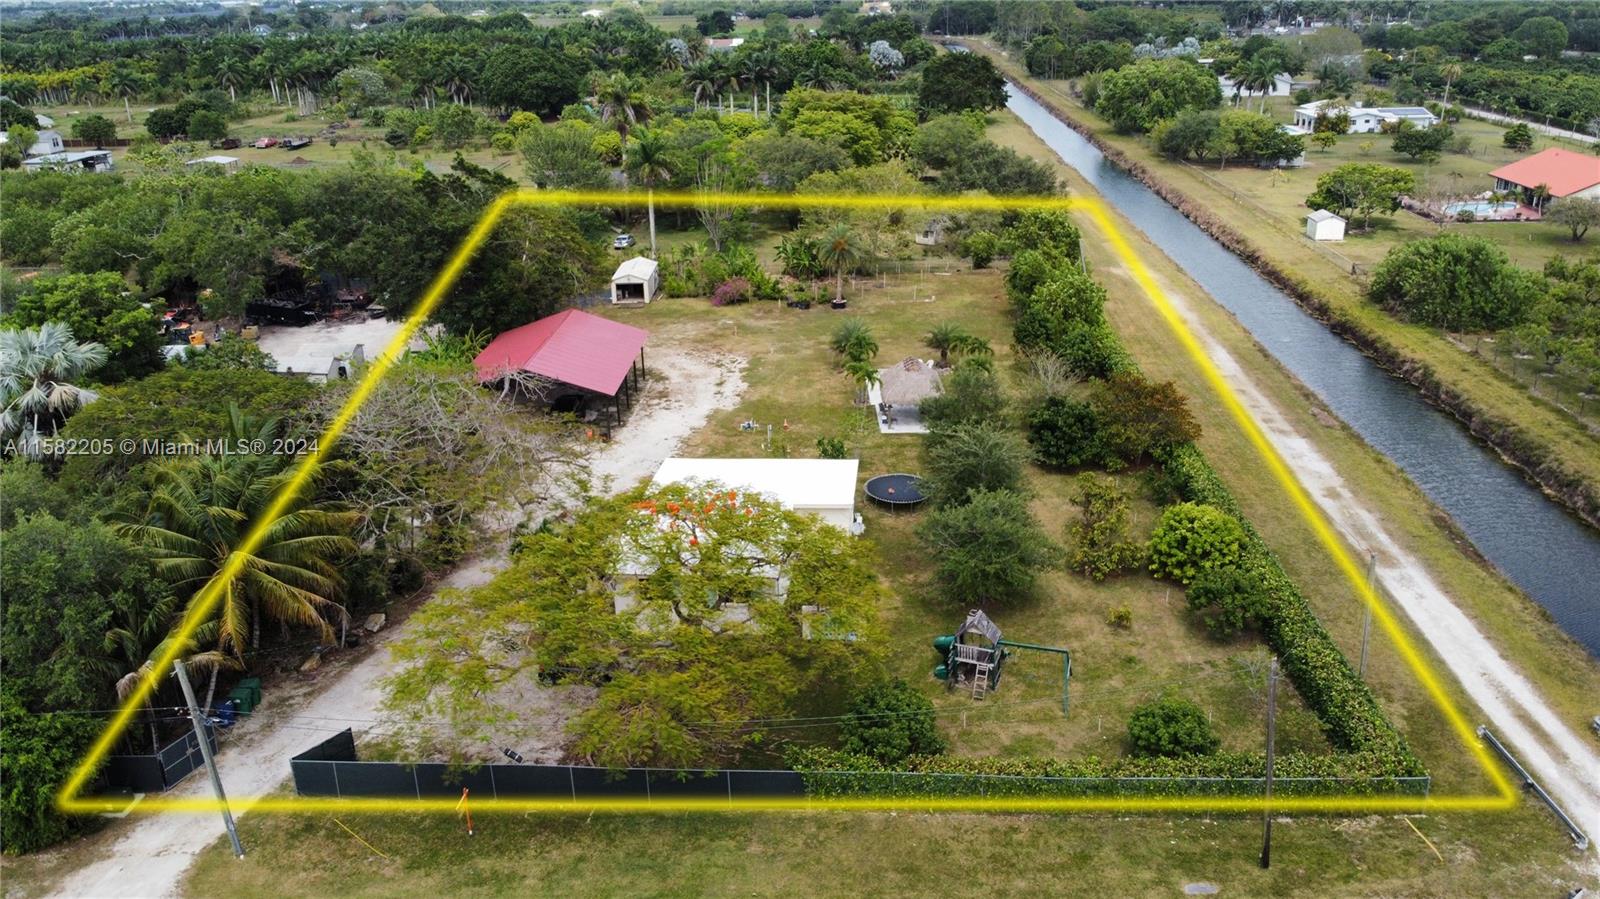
[
  {"x1": 1489, "y1": 147, "x2": 1600, "y2": 208},
  {"x1": 1292, "y1": 99, "x2": 1437, "y2": 134}
]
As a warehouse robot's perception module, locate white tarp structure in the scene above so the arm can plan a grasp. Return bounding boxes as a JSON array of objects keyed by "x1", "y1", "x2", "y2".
[
  {"x1": 650, "y1": 457, "x2": 859, "y2": 530},
  {"x1": 610, "y1": 256, "x2": 660, "y2": 304}
]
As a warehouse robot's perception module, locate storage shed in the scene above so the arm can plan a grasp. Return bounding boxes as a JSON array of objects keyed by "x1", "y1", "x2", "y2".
[
  {"x1": 1305, "y1": 209, "x2": 1346, "y2": 241},
  {"x1": 611, "y1": 257, "x2": 660, "y2": 305},
  {"x1": 649, "y1": 458, "x2": 860, "y2": 530}
]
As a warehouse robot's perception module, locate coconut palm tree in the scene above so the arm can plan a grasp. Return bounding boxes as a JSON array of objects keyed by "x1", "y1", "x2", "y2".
[
  {"x1": 685, "y1": 61, "x2": 718, "y2": 111},
  {"x1": 1439, "y1": 62, "x2": 1463, "y2": 110},
  {"x1": 0, "y1": 323, "x2": 108, "y2": 460},
  {"x1": 594, "y1": 72, "x2": 650, "y2": 170},
  {"x1": 843, "y1": 358, "x2": 881, "y2": 405},
  {"x1": 1242, "y1": 56, "x2": 1278, "y2": 113},
  {"x1": 117, "y1": 406, "x2": 359, "y2": 709},
  {"x1": 216, "y1": 54, "x2": 247, "y2": 103},
  {"x1": 816, "y1": 222, "x2": 866, "y2": 305},
  {"x1": 629, "y1": 128, "x2": 674, "y2": 257},
  {"x1": 924, "y1": 322, "x2": 990, "y2": 367}
]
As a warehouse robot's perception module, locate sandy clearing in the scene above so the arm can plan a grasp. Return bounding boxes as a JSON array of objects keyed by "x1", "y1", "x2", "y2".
[
  {"x1": 1150, "y1": 272, "x2": 1600, "y2": 864},
  {"x1": 46, "y1": 347, "x2": 748, "y2": 899}
]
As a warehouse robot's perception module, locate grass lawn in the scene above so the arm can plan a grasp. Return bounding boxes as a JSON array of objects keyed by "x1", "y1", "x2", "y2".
[{"x1": 978, "y1": 43, "x2": 1600, "y2": 472}]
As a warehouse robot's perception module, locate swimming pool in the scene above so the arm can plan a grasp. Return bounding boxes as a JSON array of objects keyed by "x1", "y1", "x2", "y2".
[{"x1": 1443, "y1": 200, "x2": 1519, "y2": 217}]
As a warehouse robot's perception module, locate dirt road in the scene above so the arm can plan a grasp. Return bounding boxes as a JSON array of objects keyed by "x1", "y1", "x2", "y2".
[{"x1": 44, "y1": 348, "x2": 747, "y2": 899}]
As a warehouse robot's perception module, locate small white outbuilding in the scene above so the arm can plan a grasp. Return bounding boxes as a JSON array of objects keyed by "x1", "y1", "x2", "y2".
[
  {"x1": 610, "y1": 256, "x2": 660, "y2": 305},
  {"x1": 649, "y1": 457, "x2": 860, "y2": 531},
  {"x1": 1305, "y1": 209, "x2": 1346, "y2": 241}
]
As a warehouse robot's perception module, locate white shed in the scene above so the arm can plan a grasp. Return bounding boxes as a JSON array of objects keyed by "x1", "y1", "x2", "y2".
[
  {"x1": 611, "y1": 256, "x2": 660, "y2": 305},
  {"x1": 650, "y1": 457, "x2": 860, "y2": 530},
  {"x1": 1305, "y1": 209, "x2": 1346, "y2": 241}
]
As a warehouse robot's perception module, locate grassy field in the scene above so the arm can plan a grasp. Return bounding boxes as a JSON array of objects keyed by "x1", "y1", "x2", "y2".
[{"x1": 979, "y1": 43, "x2": 1600, "y2": 471}]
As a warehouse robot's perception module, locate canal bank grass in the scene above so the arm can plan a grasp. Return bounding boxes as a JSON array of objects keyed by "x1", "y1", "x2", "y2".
[
  {"x1": 980, "y1": 43, "x2": 1600, "y2": 496},
  {"x1": 992, "y1": 108, "x2": 1600, "y2": 788}
]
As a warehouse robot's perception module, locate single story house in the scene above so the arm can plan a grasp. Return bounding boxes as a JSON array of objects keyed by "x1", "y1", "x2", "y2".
[
  {"x1": 706, "y1": 37, "x2": 746, "y2": 52},
  {"x1": 22, "y1": 150, "x2": 113, "y2": 173},
  {"x1": 649, "y1": 457, "x2": 861, "y2": 531},
  {"x1": 276, "y1": 343, "x2": 364, "y2": 382},
  {"x1": 1305, "y1": 209, "x2": 1346, "y2": 241},
  {"x1": 1489, "y1": 148, "x2": 1600, "y2": 207},
  {"x1": 0, "y1": 128, "x2": 64, "y2": 157},
  {"x1": 1292, "y1": 99, "x2": 1438, "y2": 134},
  {"x1": 610, "y1": 256, "x2": 660, "y2": 305}
]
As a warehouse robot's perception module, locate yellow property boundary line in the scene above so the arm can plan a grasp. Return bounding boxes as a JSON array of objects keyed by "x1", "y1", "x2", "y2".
[{"x1": 56, "y1": 190, "x2": 1517, "y2": 816}]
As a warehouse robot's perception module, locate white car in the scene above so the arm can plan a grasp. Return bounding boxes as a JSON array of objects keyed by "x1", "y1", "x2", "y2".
[{"x1": 612, "y1": 234, "x2": 635, "y2": 249}]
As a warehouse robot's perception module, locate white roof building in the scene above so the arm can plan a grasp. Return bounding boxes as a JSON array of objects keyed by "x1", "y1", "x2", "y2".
[
  {"x1": 22, "y1": 149, "x2": 113, "y2": 172},
  {"x1": 186, "y1": 154, "x2": 241, "y2": 172},
  {"x1": 610, "y1": 256, "x2": 660, "y2": 305},
  {"x1": 650, "y1": 458, "x2": 860, "y2": 530},
  {"x1": 1292, "y1": 99, "x2": 1438, "y2": 134},
  {"x1": 0, "y1": 128, "x2": 64, "y2": 157},
  {"x1": 1305, "y1": 209, "x2": 1346, "y2": 241}
]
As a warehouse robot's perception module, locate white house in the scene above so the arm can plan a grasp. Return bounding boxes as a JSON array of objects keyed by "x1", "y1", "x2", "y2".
[
  {"x1": 1305, "y1": 209, "x2": 1346, "y2": 241},
  {"x1": 1292, "y1": 99, "x2": 1437, "y2": 134},
  {"x1": 275, "y1": 343, "x2": 364, "y2": 382},
  {"x1": 22, "y1": 150, "x2": 113, "y2": 173},
  {"x1": 610, "y1": 256, "x2": 660, "y2": 305},
  {"x1": 0, "y1": 128, "x2": 64, "y2": 157},
  {"x1": 649, "y1": 458, "x2": 860, "y2": 531},
  {"x1": 706, "y1": 37, "x2": 746, "y2": 52}
]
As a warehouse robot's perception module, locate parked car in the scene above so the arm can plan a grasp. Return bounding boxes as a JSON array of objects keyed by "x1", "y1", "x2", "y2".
[
  {"x1": 216, "y1": 137, "x2": 242, "y2": 149},
  {"x1": 612, "y1": 234, "x2": 635, "y2": 249},
  {"x1": 253, "y1": 137, "x2": 278, "y2": 149},
  {"x1": 281, "y1": 137, "x2": 313, "y2": 150}
]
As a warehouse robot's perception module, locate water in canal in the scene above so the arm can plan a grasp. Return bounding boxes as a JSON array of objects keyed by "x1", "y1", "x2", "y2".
[{"x1": 1005, "y1": 84, "x2": 1600, "y2": 656}]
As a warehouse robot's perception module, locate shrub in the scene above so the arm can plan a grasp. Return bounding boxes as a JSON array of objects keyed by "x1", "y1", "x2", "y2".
[
  {"x1": 1001, "y1": 210, "x2": 1082, "y2": 261},
  {"x1": 1067, "y1": 473, "x2": 1146, "y2": 580},
  {"x1": 917, "y1": 489, "x2": 1060, "y2": 606},
  {"x1": 829, "y1": 319, "x2": 876, "y2": 360},
  {"x1": 710, "y1": 277, "x2": 752, "y2": 307},
  {"x1": 816, "y1": 436, "x2": 847, "y2": 459},
  {"x1": 1186, "y1": 566, "x2": 1272, "y2": 637},
  {"x1": 839, "y1": 679, "x2": 946, "y2": 764},
  {"x1": 1502, "y1": 122, "x2": 1534, "y2": 150},
  {"x1": 961, "y1": 229, "x2": 999, "y2": 269},
  {"x1": 1127, "y1": 696, "x2": 1220, "y2": 757},
  {"x1": 70, "y1": 114, "x2": 116, "y2": 148},
  {"x1": 186, "y1": 109, "x2": 228, "y2": 142},
  {"x1": 919, "y1": 360, "x2": 1006, "y2": 430},
  {"x1": 1093, "y1": 371, "x2": 1201, "y2": 464},
  {"x1": 1367, "y1": 234, "x2": 1540, "y2": 330},
  {"x1": 1027, "y1": 396, "x2": 1113, "y2": 469},
  {"x1": 1147, "y1": 502, "x2": 1247, "y2": 585},
  {"x1": 1106, "y1": 605, "x2": 1133, "y2": 629},
  {"x1": 922, "y1": 422, "x2": 1029, "y2": 507}
]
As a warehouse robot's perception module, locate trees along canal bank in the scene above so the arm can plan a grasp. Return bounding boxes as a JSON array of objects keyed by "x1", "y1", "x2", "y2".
[
  {"x1": 986, "y1": 107, "x2": 1600, "y2": 842},
  {"x1": 976, "y1": 43, "x2": 1600, "y2": 538}
]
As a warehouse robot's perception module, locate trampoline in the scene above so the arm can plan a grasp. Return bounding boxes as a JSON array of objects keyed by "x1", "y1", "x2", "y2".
[{"x1": 864, "y1": 473, "x2": 927, "y2": 510}]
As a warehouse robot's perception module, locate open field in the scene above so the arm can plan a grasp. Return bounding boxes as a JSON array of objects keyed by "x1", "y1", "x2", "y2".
[{"x1": 978, "y1": 43, "x2": 1600, "y2": 473}]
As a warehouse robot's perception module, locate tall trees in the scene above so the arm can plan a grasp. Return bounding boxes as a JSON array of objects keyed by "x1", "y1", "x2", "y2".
[
  {"x1": 918, "y1": 52, "x2": 1007, "y2": 117},
  {"x1": 629, "y1": 128, "x2": 674, "y2": 257},
  {"x1": 593, "y1": 71, "x2": 650, "y2": 171},
  {"x1": 442, "y1": 205, "x2": 608, "y2": 334},
  {"x1": 4, "y1": 272, "x2": 163, "y2": 381},
  {"x1": 1367, "y1": 234, "x2": 1542, "y2": 331},
  {"x1": 1096, "y1": 58, "x2": 1222, "y2": 133},
  {"x1": 1304, "y1": 163, "x2": 1416, "y2": 230},
  {"x1": 0, "y1": 323, "x2": 107, "y2": 459},
  {"x1": 480, "y1": 46, "x2": 583, "y2": 117},
  {"x1": 816, "y1": 221, "x2": 865, "y2": 304}
]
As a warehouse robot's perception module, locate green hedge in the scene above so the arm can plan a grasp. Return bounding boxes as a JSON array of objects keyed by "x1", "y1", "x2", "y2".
[
  {"x1": 1154, "y1": 444, "x2": 1423, "y2": 775},
  {"x1": 789, "y1": 748, "x2": 1429, "y2": 799}
]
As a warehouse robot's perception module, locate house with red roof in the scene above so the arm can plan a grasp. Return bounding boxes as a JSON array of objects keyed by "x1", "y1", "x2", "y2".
[
  {"x1": 473, "y1": 308, "x2": 647, "y2": 428},
  {"x1": 1489, "y1": 148, "x2": 1600, "y2": 209}
]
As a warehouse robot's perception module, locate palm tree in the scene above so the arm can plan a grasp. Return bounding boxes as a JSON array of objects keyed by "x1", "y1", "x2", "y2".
[
  {"x1": 594, "y1": 72, "x2": 650, "y2": 170},
  {"x1": 216, "y1": 54, "x2": 246, "y2": 103},
  {"x1": 1439, "y1": 62, "x2": 1463, "y2": 110},
  {"x1": 117, "y1": 407, "x2": 359, "y2": 709},
  {"x1": 0, "y1": 323, "x2": 108, "y2": 460},
  {"x1": 843, "y1": 358, "x2": 881, "y2": 405},
  {"x1": 816, "y1": 222, "x2": 866, "y2": 305},
  {"x1": 1242, "y1": 56, "x2": 1278, "y2": 113},
  {"x1": 629, "y1": 128, "x2": 675, "y2": 257},
  {"x1": 685, "y1": 61, "x2": 718, "y2": 111},
  {"x1": 103, "y1": 588, "x2": 182, "y2": 751},
  {"x1": 107, "y1": 64, "x2": 141, "y2": 123},
  {"x1": 924, "y1": 322, "x2": 989, "y2": 367}
]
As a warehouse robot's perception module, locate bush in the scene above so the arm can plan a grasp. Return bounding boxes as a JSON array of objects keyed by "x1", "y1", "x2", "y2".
[
  {"x1": 1, "y1": 696, "x2": 104, "y2": 853},
  {"x1": 917, "y1": 489, "x2": 1060, "y2": 606},
  {"x1": 922, "y1": 422, "x2": 1029, "y2": 507},
  {"x1": 70, "y1": 114, "x2": 117, "y2": 148},
  {"x1": 816, "y1": 436, "x2": 847, "y2": 459},
  {"x1": 710, "y1": 277, "x2": 752, "y2": 307},
  {"x1": 829, "y1": 319, "x2": 876, "y2": 360},
  {"x1": 1367, "y1": 234, "x2": 1541, "y2": 330},
  {"x1": 919, "y1": 360, "x2": 1006, "y2": 430},
  {"x1": 1186, "y1": 566, "x2": 1271, "y2": 637},
  {"x1": 1067, "y1": 474, "x2": 1146, "y2": 580},
  {"x1": 1502, "y1": 122, "x2": 1534, "y2": 151},
  {"x1": 839, "y1": 679, "x2": 946, "y2": 764},
  {"x1": 961, "y1": 229, "x2": 999, "y2": 269},
  {"x1": 1093, "y1": 371, "x2": 1201, "y2": 464},
  {"x1": 1147, "y1": 502, "x2": 1247, "y2": 585},
  {"x1": 1027, "y1": 396, "x2": 1112, "y2": 469},
  {"x1": 1106, "y1": 605, "x2": 1133, "y2": 629},
  {"x1": 1127, "y1": 696, "x2": 1220, "y2": 757},
  {"x1": 186, "y1": 109, "x2": 228, "y2": 142}
]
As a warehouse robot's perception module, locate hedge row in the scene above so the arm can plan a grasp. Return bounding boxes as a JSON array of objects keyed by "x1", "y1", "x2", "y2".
[
  {"x1": 1152, "y1": 444, "x2": 1423, "y2": 774},
  {"x1": 1003, "y1": 224, "x2": 1423, "y2": 779},
  {"x1": 789, "y1": 748, "x2": 1429, "y2": 798}
]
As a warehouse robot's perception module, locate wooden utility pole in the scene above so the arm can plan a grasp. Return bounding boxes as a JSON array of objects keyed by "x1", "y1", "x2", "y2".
[
  {"x1": 1260, "y1": 655, "x2": 1279, "y2": 869},
  {"x1": 175, "y1": 660, "x2": 245, "y2": 858}
]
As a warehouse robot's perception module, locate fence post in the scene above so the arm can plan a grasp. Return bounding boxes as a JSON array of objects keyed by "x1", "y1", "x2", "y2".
[{"x1": 332, "y1": 759, "x2": 341, "y2": 798}]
